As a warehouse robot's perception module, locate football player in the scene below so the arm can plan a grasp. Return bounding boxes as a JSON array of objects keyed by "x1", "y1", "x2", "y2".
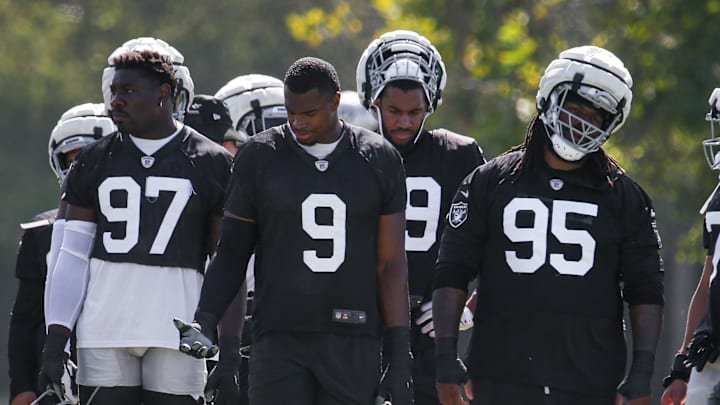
[
  {"x1": 39, "y1": 50, "x2": 233, "y2": 405},
  {"x1": 356, "y1": 30, "x2": 485, "y2": 405},
  {"x1": 663, "y1": 88, "x2": 720, "y2": 404},
  {"x1": 432, "y1": 46, "x2": 664, "y2": 404},
  {"x1": 203, "y1": 75, "x2": 290, "y2": 405},
  {"x1": 175, "y1": 57, "x2": 414, "y2": 405},
  {"x1": 8, "y1": 103, "x2": 114, "y2": 405}
]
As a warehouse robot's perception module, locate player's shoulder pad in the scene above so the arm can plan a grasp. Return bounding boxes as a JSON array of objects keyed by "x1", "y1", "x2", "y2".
[
  {"x1": 700, "y1": 181, "x2": 720, "y2": 215},
  {"x1": 349, "y1": 124, "x2": 399, "y2": 160},
  {"x1": 72, "y1": 131, "x2": 120, "y2": 170},
  {"x1": 428, "y1": 128, "x2": 478, "y2": 147},
  {"x1": 181, "y1": 125, "x2": 233, "y2": 162},
  {"x1": 20, "y1": 208, "x2": 58, "y2": 230}
]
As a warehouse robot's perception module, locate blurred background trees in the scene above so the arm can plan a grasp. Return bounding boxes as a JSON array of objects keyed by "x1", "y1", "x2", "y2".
[{"x1": 1, "y1": 0, "x2": 717, "y2": 400}]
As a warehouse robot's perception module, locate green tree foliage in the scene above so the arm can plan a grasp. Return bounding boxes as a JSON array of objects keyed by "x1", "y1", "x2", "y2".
[{"x1": 0, "y1": 0, "x2": 717, "y2": 400}]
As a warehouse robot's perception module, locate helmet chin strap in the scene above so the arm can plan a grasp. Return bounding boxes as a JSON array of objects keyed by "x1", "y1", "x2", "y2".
[{"x1": 542, "y1": 122, "x2": 586, "y2": 162}]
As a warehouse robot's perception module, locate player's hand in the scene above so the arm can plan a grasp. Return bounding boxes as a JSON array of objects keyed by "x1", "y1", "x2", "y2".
[
  {"x1": 205, "y1": 336, "x2": 243, "y2": 405},
  {"x1": 376, "y1": 360, "x2": 413, "y2": 405},
  {"x1": 685, "y1": 331, "x2": 719, "y2": 372},
  {"x1": 659, "y1": 353, "x2": 690, "y2": 405},
  {"x1": 436, "y1": 381, "x2": 473, "y2": 405},
  {"x1": 415, "y1": 301, "x2": 435, "y2": 337},
  {"x1": 458, "y1": 306, "x2": 473, "y2": 332},
  {"x1": 9, "y1": 391, "x2": 37, "y2": 405},
  {"x1": 616, "y1": 351, "x2": 654, "y2": 404},
  {"x1": 174, "y1": 318, "x2": 219, "y2": 359},
  {"x1": 435, "y1": 337, "x2": 471, "y2": 404},
  {"x1": 38, "y1": 329, "x2": 69, "y2": 402},
  {"x1": 660, "y1": 378, "x2": 687, "y2": 405},
  {"x1": 377, "y1": 327, "x2": 414, "y2": 405}
]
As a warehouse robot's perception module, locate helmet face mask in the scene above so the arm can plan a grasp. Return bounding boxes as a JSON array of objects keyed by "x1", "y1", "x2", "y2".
[
  {"x1": 541, "y1": 83, "x2": 619, "y2": 161},
  {"x1": 356, "y1": 30, "x2": 446, "y2": 114},
  {"x1": 215, "y1": 74, "x2": 287, "y2": 136},
  {"x1": 537, "y1": 45, "x2": 632, "y2": 161},
  {"x1": 101, "y1": 37, "x2": 195, "y2": 122},
  {"x1": 704, "y1": 88, "x2": 720, "y2": 170},
  {"x1": 48, "y1": 103, "x2": 116, "y2": 183}
]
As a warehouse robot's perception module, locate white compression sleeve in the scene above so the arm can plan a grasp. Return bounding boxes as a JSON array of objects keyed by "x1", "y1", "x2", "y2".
[
  {"x1": 45, "y1": 220, "x2": 96, "y2": 330},
  {"x1": 44, "y1": 218, "x2": 65, "y2": 326}
]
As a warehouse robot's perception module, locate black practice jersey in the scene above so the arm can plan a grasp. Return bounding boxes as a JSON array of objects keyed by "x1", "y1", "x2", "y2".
[
  {"x1": 434, "y1": 151, "x2": 664, "y2": 396},
  {"x1": 402, "y1": 129, "x2": 485, "y2": 299},
  {"x1": 63, "y1": 126, "x2": 232, "y2": 271},
  {"x1": 701, "y1": 183, "x2": 720, "y2": 332},
  {"x1": 9, "y1": 209, "x2": 56, "y2": 397},
  {"x1": 225, "y1": 123, "x2": 406, "y2": 338}
]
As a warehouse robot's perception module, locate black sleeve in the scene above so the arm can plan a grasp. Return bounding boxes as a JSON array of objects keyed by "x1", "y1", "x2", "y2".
[
  {"x1": 8, "y1": 278, "x2": 44, "y2": 397},
  {"x1": 197, "y1": 217, "x2": 256, "y2": 321},
  {"x1": 433, "y1": 168, "x2": 486, "y2": 292},
  {"x1": 618, "y1": 178, "x2": 664, "y2": 306}
]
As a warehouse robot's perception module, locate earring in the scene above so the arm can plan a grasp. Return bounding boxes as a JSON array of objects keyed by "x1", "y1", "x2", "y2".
[{"x1": 159, "y1": 100, "x2": 163, "y2": 108}]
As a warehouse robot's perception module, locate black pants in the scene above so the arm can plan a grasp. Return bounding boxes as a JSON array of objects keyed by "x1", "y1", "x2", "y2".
[
  {"x1": 470, "y1": 379, "x2": 615, "y2": 405},
  {"x1": 249, "y1": 332, "x2": 381, "y2": 405}
]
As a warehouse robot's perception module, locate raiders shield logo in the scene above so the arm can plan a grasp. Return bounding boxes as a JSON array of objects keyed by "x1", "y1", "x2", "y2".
[
  {"x1": 140, "y1": 156, "x2": 155, "y2": 169},
  {"x1": 449, "y1": 201, "x2": 468, "y2": 228},
  {"x1": 549, "y1": 178, "x2": 564, "y2": 191},
  {"x1": 315, "y1": 160, "x2": 329, "y2": 172}
]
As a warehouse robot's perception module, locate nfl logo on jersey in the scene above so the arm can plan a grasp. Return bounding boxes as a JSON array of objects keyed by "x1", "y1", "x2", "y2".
[
  {"x1": 315, "y1": 160, "x2": 329, "y2": 172},
  {"x1": 140, "y1": 156, "x2": 155, "y2": 168},
  {"x1": 448, "y1": 201, "x2": 468, "y2": 228}
]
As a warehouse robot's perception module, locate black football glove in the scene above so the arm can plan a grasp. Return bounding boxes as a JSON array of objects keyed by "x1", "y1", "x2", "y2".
[
  {"x1": 434, "y1": 337, "x2": 468, "y2": 385},
  {"x1": 377, "y1": 327, "x2": 414, "y2": 405},
  {"x1": 174, "y1": 312, "x2": 219, "y2": 359},
  {"x1": 685, "y1": 331, "x2": 720, "y2": 372},
  {"x1": 662, "y1": 353, "x2": 691, "y2": 388},
  {"x1": 205, "y1": 336, "x2": 243, "y2": 405},
  {"x1": 38, "y1": 329, "x2": 70, "y2": 402},
  {"x1": 617, "y1": 350, "x2": 654, "y2": 400}
]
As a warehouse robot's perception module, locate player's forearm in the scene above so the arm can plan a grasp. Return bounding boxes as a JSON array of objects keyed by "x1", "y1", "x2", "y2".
[
  {"x1": 629, "y1": 304, "x2": 663, "y2": 353},
  {"x1": 378, "y1": 257, "x2": 411, "y2": 328},
  {"x1": 197, "y1": 216, "x2": 254, "y2": 320},
  {"x1": 217, "y1": 281, "x2": 247, "y2": 338},
  {"x1": 432, "y1": 287, "x2": 466, "y2": 339},
  {"x1": 679, "y1": 256, "x2": 713, "y2": 351}
]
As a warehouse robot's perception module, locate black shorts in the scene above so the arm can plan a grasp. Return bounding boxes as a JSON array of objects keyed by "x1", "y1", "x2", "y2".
[
  {"x1": 470, "y1": 379, "x2": 615, "y2": 405},
  {"x1": 249, "y1": 331, "x2": 381, "y2": 405}
]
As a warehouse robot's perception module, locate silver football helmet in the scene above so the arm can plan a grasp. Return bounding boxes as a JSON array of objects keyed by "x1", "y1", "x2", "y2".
[
  {"x1": 536, "y1": 45, "x2": 633, "y2": 161},
  {"x1": 101, "y1": 37, "x2": 195, "y2": 121},
  {"x1": 704, "y1": 88, "x2": 720, "y2": 170},
  {"x1": 356, "y1": 30, "x2": 446, "y2": 113},
  {"x1": 48, "y1": 103, "x2": 116, "y2": 183},
  {"x1": 214, "y1": 74, "x2": 287, "y2": 135},
  {"x1": 338, "y1": 90, "x2": 378, "y2": 131}
]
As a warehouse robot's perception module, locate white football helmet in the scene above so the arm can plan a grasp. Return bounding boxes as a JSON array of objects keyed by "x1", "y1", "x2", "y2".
[
  {"x1": 536, "y1": 45, "x2": 633, "y2": 161},
  {"x1": 48, "y1": 103, "x2": 116, "y2": 183},
  {"x1": 101, "y1": 37, "x2": 195, "y2": 121},
  {"x1": 704, "y1": 88, "x2": 720, "y2": 170},
  {"x1": 356, "y1": 30, "x2": 447, "y2": 113},
  {"x1": 214, "y1": 74, "x2": 287, "y2": 135},
  {"x1": 338, "y1": 90, "x2": 378, "y2": 130}
]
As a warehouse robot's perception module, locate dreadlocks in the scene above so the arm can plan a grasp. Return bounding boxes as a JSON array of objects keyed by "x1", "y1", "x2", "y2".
[{"x1": 506, "y1": 114, "x2": 624, "y2": 186}]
